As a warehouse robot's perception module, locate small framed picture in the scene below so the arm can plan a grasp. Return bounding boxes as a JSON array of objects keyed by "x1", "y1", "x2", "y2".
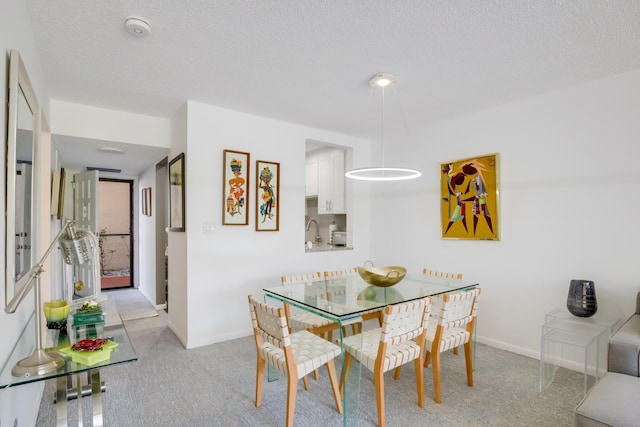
[
  {"x1": 141, "y1": 188, "x2": 148, "y2": 216},
  {"x1": 146, "y1": 187, "x2": 152, "y2": 217},
  {"x1": 169, "y1": 153, "x2": 185, "y2": 231},
  {"x1": 255, "y1": 160, "x2": 279, "y2": 232},
  {"x1": 141, "y1": 187, "x2": 152, "y2": 217},
  {"x1": 222, "y1": 149, "x2": 250, "y2": 225}
]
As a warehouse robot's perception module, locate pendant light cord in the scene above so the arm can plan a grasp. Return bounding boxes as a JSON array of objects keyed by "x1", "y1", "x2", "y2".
[{"x1": 380, "y1": 86, "x2": 385, "y2": 169}]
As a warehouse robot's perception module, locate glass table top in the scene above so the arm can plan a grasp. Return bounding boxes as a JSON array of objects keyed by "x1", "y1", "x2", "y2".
[
  {"x1": 0, "y1": 296, "x2": 137, "y2": 389},
  {"x1": 263, "y1": 273, "x2": 479, "y2": 321}
]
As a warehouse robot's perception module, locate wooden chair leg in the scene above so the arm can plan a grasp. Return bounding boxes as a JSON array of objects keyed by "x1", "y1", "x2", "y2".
[
  {"x1": 285, "y1": 373, "x2": 298, "y2": 427},
  {"x1": 312, "y1": 335, "x2": 321, "y2": 380},
  {"x1": 302, "y1": 375, "x2": 310, "y2": 390},
  {"x1": 414, "y1": 357, "x2": 425, "y2": 408},
  {"x1": 464, "y1": 340, "x2": 473, "y2": 386},
  {"x1": 431, "y1": 350, "x2": 442, "y2": 404},
  {"x1": 374, "y1": 368, "x2": 386, "y2": 427},
  {"x1": 339, "y1": 353, "x2": 353, "y2": 397},
  {"x1": 453, "y1": 346, "x2": 459, "y2": 355},
  {"x1": 326, "y1": 360, "x2": 343, "y2": 414},
  {"x1": 423, "y1": 350, "x2": 432, "y2": 368},
  {"x1": 256, "y1": 356, "x2": 265, "y2": 407},
  {"x1": 393, "y1": 365, "x2": 402, "y2": 380}
]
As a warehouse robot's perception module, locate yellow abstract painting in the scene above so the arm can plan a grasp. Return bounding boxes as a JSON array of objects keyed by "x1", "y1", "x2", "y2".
[{"x1": 441, "y1": 153, "x2": 500, "y2": 240}]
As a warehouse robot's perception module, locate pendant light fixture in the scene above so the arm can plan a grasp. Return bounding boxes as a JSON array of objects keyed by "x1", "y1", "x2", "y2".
[{"x1": 345, "y1": 73, "x2": 422, "y2": 181}]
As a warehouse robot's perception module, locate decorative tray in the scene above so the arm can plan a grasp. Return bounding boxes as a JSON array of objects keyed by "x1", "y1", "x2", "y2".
[{"x1": 59, "y1": 339, "x2": 119, "y2": 366}]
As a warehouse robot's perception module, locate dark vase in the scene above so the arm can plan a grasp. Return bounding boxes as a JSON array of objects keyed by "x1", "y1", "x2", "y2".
[{"x1": 567, "y1": 279, "x2": 597, "y2": 317}]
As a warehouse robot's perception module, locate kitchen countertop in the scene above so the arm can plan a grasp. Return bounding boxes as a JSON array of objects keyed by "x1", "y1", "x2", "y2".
[{"x1": 305, "y1": 244, "x2": 353, "y2": 253}]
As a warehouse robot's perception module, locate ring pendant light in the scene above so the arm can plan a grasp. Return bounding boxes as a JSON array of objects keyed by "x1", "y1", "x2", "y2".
[{"x1": 345, "y1": 73, "x2": 422, "y2": 181}]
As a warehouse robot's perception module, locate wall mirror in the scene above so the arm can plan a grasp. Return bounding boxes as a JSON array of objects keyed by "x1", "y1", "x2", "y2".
[{"x1": 5, "y1": 49, "x2": 39, "y2": 308}]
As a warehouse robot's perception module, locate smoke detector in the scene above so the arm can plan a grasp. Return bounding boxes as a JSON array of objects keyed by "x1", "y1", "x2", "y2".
[{"x1": 125, "y1": 16, "x2": 151, "y2": 37}]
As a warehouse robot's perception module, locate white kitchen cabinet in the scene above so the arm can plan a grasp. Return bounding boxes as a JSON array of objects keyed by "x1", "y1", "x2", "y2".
[
  {"x1": 305, "y1": 157, "x2": 318, "y2": 197},
  {"x1": 317, "y1": 148, "x2": 345, "y2": 214}
]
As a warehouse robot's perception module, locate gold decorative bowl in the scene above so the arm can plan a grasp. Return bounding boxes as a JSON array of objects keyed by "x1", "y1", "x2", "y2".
[{"x1": 357, "y1": 265, "x2": 407, "y2": 288}]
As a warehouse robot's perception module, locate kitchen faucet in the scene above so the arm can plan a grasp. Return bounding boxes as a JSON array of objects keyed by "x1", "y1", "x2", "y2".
[{"x1": 305, "y1": 219, "x2": 321, "y2": 243}]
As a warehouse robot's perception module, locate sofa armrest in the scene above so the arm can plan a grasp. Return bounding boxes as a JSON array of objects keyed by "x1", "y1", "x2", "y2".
[
  {"x1": 636, "y1": 291, "x2": 640, "y2": 315},
  {"x1": 608, "y1": 313, "x2": 640, "y2": 376}
]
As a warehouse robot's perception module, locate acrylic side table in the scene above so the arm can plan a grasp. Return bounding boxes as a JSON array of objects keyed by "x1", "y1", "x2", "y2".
[{"x1": 539, "y1": 308, "x2": 621, "y2": 396}]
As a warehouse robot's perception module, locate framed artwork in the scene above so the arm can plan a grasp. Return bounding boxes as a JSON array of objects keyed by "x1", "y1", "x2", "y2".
[
  {"x1": 441, "y1": 153, "x2": 499, "y2": 240},
  {"x1": 169, "y1": 153, "x2": 185, "y2": 231},
  {"x1": 141, "y1": 188, "x2": 147, "y2": 215},
  {"x1": 255, "y1": 160, "x2": 280, "y2": 232},
  {"x1": 51, "y1": 167, "x2": 66, "y2": 220},
  {"x1": 222, "y1": 149, "x2": 250, "y2": 225},
  {"x1": 146, "y1": 187, "x2": 152, "y2": 216},
  {"x1": 142, "y1": 187, "x2": 152, "y2": 217}
]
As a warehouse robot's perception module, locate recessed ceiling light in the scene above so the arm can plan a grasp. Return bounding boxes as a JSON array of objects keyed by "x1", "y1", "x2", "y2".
[
  {"x1": 370, "y1": 73, "x2": 395, "y2": 88},
  {"x1": 124, "y1": 16, "x2": 151, "y2": 37},
  {"x1": 98, "y1": 146, "x2": 125, "y2": 154}
]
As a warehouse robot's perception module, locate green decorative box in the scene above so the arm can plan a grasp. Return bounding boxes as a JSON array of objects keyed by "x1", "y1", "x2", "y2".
[
  {"x1": 59, "y1": 340, "x2": 119, "y2": 366},
  {"x1": 72, "y1": 311, "x2": 104, "y2": 327}
]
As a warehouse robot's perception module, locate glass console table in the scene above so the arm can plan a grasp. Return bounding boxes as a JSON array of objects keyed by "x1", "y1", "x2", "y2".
[
  {"x1": 264, "y1": 274, "x2": 479, "y2": 426},
  {"x1": 539, "y1": 308, "x2": 621, "y2": 397},
  {"x1": 0, "y1": 297, "x2": 137, "y2": 426}
]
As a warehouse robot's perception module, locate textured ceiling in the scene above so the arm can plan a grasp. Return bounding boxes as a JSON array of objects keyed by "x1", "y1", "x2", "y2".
[{"x1": 25, "y1": 0, "x2": 640, "y2": 174}]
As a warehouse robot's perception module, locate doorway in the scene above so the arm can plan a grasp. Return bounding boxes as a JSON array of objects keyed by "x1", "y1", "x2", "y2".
[{"x1": 99, "y1": 178, "x2": 134, "y2": 290}]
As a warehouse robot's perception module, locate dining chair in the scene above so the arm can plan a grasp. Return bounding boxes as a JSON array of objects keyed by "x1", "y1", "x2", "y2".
[
  {"x1": 281, "y1": 272, "x2": 339, "y2": 341},
  {"x1": 248, "y1": 295, "x2": 343, "y2": 427},
  {"x1": 323, "y1": 266, "x2": 358, "y2": 280},
  {"x1": 423, "y1": 268, "x2": 463, "y2": 280},
  {"x1": 281, "y1": 272, "x2": 339, "y2": 380},
  {"x1": 423, "y1": 267, "x2": 464, "y2": 354},
  {"x1": 339, "y1": 297, "x2": 432, "y2": 427},
  {"x1": 395, "y1": 288, "x2": 481, "y2": 404},
  {"x1": 324, "y1": 267, "x2": 383, "y2": 330}
]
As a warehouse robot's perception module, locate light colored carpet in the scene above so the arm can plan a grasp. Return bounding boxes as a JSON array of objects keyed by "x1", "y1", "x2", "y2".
[
  {"x1": 107, "y1": 288, "x2": 158, "y2": 321},
  {"x1": 36, "y1": 311, "x2": 585, "y2": 426}
]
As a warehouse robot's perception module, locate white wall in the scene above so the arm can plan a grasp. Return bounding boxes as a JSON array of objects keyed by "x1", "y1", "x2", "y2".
[
  {"x1": 0, "y1": 1, "x2": 50, "y2": 426},
  {"x1": 51, "y1": 100, "x2": 172, "y2": 148},
  {"x1": 179, "y1": 101, "x2": 372, "y2": 348},
  {"x1": 166, "y1": 104, "x2": 189, "y2": 345},
  {"x1": 371, "y1": 68, "x2": 640, "y2": 359},
  {"x1": 137, "y1": 166, "x2": 157, "y2": 304}
]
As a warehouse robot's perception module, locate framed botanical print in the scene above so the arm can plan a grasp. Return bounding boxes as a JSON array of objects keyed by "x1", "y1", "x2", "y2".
[
  {"x1": 441, "y1": 153, "x2": 499, "y2": 240},
  {"x1": 169, "y1": 153, "x2": 185, "y2": 231},
  {"x1": 255, "y1": 160, "x2": 279, "y2": 231},
  {"x1": 222, "y1": 149, "x2": 250, "y2": 225}
]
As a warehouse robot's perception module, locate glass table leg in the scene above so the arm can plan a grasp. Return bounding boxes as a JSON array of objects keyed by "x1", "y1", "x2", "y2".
[{"x1": 340, "y1": 316, "x2": 362, "y2": 426}]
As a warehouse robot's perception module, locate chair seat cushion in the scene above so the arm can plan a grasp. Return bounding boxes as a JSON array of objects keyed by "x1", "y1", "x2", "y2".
[
  {"x1": 575, "y1": 372, "x2": 640, "y2": 427},
  {"x1": 259, "y1": 330, "x2": 341, "y2": 379},
  {"x1": 288, "y1": 311, "x2": 335, "y2": 330},
  {"x1": 342, "y1": 328, "x2": 422, "y2": 373}
]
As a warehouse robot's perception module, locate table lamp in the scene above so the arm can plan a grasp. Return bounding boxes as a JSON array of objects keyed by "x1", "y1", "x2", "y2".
[{"x1": 5, "y1": 219, "x2": 100, "y2": 377}]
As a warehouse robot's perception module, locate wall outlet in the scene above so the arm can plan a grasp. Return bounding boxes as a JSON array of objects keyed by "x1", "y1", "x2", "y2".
[{"x1": 203, "y1": 221, "x2": 216, "y2": 234}]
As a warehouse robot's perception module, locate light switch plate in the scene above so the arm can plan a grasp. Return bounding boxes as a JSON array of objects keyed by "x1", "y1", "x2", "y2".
[{"x1": 203, "y1": 221, "x2": 216, "y2": 234}]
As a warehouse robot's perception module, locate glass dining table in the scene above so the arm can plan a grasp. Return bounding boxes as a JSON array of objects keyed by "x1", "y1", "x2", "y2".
[{"x1": 263, "y1": 273, "x2": 479, "y2": 426}]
